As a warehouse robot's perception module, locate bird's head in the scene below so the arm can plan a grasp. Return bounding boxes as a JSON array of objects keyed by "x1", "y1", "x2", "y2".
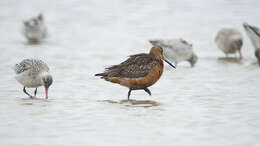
[
  {"x1": 41, "y1": 73, "x2": 53, "y2": 99},
  {"x1": 150, "y1": 46, "x2": 176, "y2": 69}
]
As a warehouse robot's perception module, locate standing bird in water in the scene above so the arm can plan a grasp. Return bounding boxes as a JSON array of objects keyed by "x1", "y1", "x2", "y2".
[
  {"x1": 14, "y1": 59, "x2": 53, "y2": 99},
  {"x1": 95, "y1": 46, "x2": 175, "y2": 100},
  {"x1": 149, "y1": 38, "x2": 198, "y2": 67},
  {"x1": 215, "y1": 28, "x2": 243, "y2": 59},
  {"x1": 243, "y1": 23, "x2": 260, "y2": 66},
  {"x1": 23, "y1": 13, "x2": 48, "y2": 43}
]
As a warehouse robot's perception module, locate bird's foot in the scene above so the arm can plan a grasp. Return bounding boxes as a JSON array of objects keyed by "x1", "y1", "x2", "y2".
[
  {"x1": 143, "y1": 88, "x2": 152, "y2": 96},
  {"x1": 29, "y1": 96, "x2": 36, "y2": 99}
]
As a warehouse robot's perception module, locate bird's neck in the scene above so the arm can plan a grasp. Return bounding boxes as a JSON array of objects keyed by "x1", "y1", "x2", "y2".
[{"x1": 150, "y1": 50, "x2": 163, "y2": 60}]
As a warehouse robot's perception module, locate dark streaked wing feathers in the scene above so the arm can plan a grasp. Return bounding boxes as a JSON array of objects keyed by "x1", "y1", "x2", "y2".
[
  {"x1": 104, "y1": 53, "x2": 158, "y2": 78},
  {"x1": 15, "y1": 59, "x2": 49, "y2": 74}
]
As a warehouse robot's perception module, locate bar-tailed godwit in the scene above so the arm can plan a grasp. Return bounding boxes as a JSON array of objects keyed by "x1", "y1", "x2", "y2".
[
  {"x1": 215, "y1": 28, "x2": 243, "y2": 59},
  {"x1": 23, "y1": 13, "x2": 47, "y2": 43},
  {"x1": 149, "y1": 38, "x2": 198, "y2": 67},
  {"x1": 14, "y1": 59, "x2": 53, "y2": 99},
  {"x1": 243, "y1": 23, "x2": 260, "y2": 66},
  {"x1": 95, "y1": 46, "x2": 175, "y2": 100}
]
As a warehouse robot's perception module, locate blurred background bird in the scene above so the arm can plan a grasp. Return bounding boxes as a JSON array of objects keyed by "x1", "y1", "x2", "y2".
[
  {"x1": 23, "y1": 13, "x2": 48, "y2": 44},
  {"x1": 149, "y1": 38, "x2": 198, "y2": 67},
  {"x1": 215, "y1": 28, "x2": 243, "y2": 59}
]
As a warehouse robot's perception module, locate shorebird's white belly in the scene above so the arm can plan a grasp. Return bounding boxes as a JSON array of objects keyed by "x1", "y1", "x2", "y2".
[{"x1": 15, "y1": 71, "x2": 42, "y2": 88}]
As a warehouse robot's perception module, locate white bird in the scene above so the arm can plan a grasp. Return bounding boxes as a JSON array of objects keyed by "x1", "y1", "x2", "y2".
[
  {"x1": 215, "y1": 28, "x2": 243, "y2": 59},
  {"x1": 243, "y1": 23, "x2": 260, "y2": 66},
  {"x1": 14, "y1": 59, "x2": 53, "y2": 99},
  {"x1": 23, "y1": 13, "x2": 48, "y2": 43},
  {"x1": 149, "y1": 38, "x2": 198, "y2": 67}
]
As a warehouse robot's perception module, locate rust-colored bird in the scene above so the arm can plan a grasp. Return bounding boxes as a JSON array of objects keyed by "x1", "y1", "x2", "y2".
[{"x1": 95, "y1": 46, "x2": 176, "y2": 100}]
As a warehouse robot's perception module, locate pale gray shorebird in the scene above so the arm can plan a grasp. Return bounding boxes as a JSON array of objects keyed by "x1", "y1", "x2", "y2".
[
  {"x1": 149, "y1": 38, "x2": 198, "y2": 67},
  {"x1": 14, "y1": 59, "x2": 53, "y2": 99},
  {"x1": 243, "y1": 23, "x2": 260, "y2": 66},
  {"x1": 215, "y1": 28, "x2": 243, "y2": 59},
  {"x1": 23, "y1": 13, "x2": 47, "y2": 43}
]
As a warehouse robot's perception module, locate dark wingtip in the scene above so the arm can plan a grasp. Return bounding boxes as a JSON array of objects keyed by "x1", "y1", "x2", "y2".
[
  {"x1": 243, "y1": 22, "x2": 248, "y2": 27},
  {"x1": 149, "y1": 40, "x2": 158, "y2": 45},
  {"x1": 243, "y1": 22, "x2": 250, "y2": 29}
]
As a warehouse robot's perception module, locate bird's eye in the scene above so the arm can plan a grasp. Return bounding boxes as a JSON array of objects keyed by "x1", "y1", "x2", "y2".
[{"x1": 43, "y1": 79, "x2": 47, "y2": 83}]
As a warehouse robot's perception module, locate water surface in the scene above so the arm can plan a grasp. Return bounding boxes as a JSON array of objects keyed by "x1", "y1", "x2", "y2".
[{"x1": 0, "y1": 0, "x2": 260, "y2": 146}]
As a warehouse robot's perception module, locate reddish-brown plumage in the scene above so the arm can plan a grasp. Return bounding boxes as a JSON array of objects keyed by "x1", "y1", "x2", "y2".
[
  {"x1": 95, "y1": 46, "x2": 175, "y2": 100},
  {"x1": 104, "y1": 60, "x2": 163, "y2": 88}
]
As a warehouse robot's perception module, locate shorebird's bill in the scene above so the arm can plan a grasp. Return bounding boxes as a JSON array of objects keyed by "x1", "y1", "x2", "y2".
[
  {"x1": 45, "y1": 87, "x2": 48, "y2": 99},
  {"x1": 163, "y1": 58, "x2": 176, "y2": 68}
]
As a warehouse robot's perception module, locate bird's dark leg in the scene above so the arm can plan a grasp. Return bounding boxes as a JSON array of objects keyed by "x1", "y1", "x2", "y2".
[
  {"x1": 34, "y1": 88, "x2": 37, "y2": 97},
  {"x1": 127, "y1": 88, "x2": 152, "y2": 100},
  {"x1": 23, "y1": 87, "x2": 33, "y2": 98},
  {"x1": 128, "y1": 88, "x2": 132, "y2": 100},
  {"x1": 143, "y1": 88, "x2": 152, "y2": 96}
]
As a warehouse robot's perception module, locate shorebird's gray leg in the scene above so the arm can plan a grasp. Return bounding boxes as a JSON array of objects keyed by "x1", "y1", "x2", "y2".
[
  {"x1": 23, "y1": 87, "x2": 33, "y2": 98},
  {"x1": 34, "y1": 88, "x2": 37, "y2": 97},
  {"x1": 143, "y1": 88, "x2": 151, "y2": 96}
]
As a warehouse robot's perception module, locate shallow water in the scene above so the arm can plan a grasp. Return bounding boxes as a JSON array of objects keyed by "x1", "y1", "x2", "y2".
[{"x1": 0, "y1": 0, "x2": 260, "y2": 146}]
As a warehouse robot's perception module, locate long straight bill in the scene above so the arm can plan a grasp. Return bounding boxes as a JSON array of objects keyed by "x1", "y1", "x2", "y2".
[
  {"x1": 163, "y1": 58, "x2": 176, "y2": 68},
  {"x1": 45, "y1": 87, "x2": 48, "y2": 99}
]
